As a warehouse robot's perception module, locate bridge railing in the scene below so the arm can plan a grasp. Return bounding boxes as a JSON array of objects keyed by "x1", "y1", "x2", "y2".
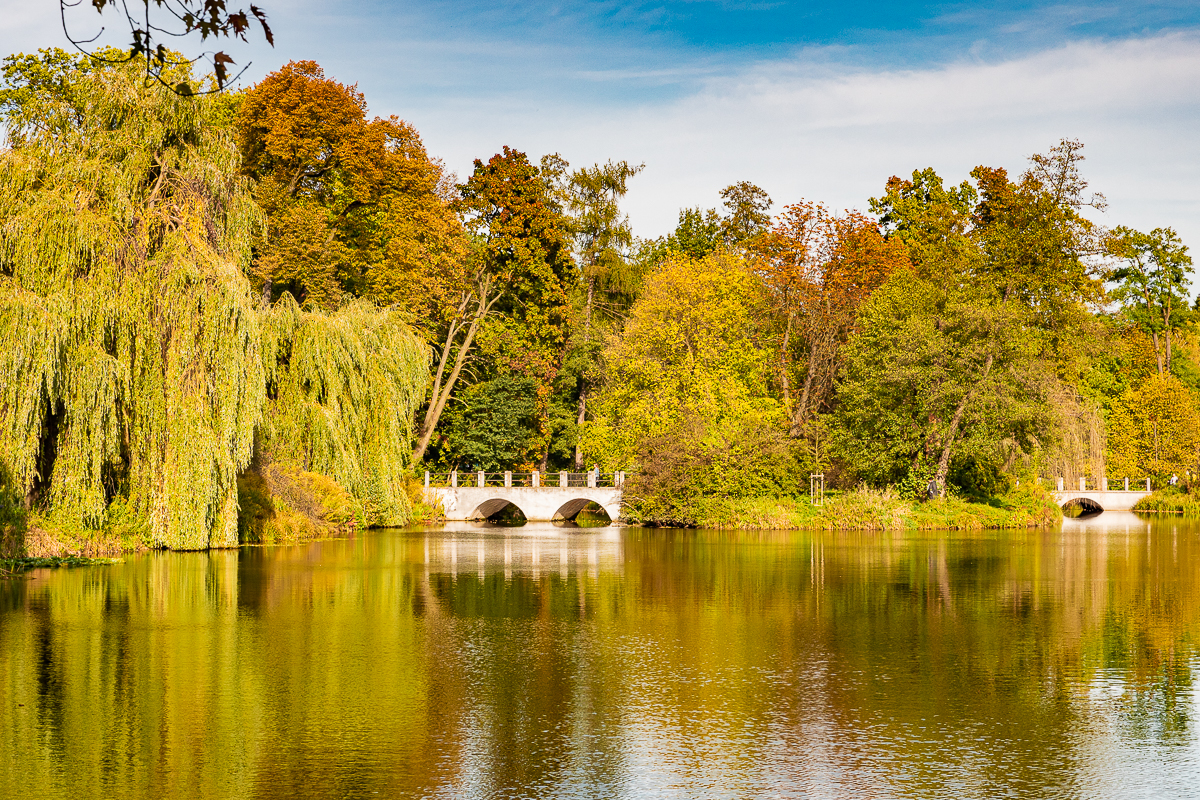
[
  {"x1": 1049, "y1": 476, "x2": 1156, "y2": 492},
  {"x1": 423, "y1": 470, "x2": 629, "y2": 489}
]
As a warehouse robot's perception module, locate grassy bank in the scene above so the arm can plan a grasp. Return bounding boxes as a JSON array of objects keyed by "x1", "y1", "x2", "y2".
[
  {"x1": 1132, "y1": 488, "x2": 1200, "y2": 514},
  {"x1": 1, "y1": 556, "x2": 121, "y2": 578},
  {"x1": 634, "y1": 484, "x2": 1063, "y2": 531}
]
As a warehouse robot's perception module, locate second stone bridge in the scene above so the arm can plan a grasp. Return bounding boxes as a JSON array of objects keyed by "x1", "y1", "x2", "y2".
[{"x1": 424, "y1": 471, "x2": 625, "y2": 522}]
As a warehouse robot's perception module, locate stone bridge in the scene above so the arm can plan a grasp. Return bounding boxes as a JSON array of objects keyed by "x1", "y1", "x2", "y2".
[
  {"x1": 1051, "y1": 477, "x2": 1152, "y2": 513},
  {"x1": 424, "y1": 471, "x2": 625, "y2": 522}
]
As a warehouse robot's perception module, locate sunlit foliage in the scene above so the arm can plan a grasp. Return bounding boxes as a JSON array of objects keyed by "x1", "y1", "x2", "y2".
[
  {"x1": 1106, "y1": 373, "x2": 1200, "y2": 480},
  {"x1": 0, "y1": 50, "x2": 263, "y2": 549},
  {"x1": 0, "y1": 51, "x2": 429, "y2": 550},
  {"x1": 237, "y1": 60, "x2": 467, "y2": 315}
]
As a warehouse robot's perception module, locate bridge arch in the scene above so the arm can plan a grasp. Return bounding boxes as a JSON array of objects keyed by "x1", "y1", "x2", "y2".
[
  {"x1": 468, "y1": 499, "x2": 528, "y2": 523},
  {"x1": 1061, "y1": 496, "x2": 1104, "y2": 516},
  {"x1": 552, "y1": 498, "x2": 612, "y2": 524}
]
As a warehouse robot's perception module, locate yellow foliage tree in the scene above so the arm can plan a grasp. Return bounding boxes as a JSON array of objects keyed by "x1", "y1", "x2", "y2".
[{"x1": 1106, "y1": 373, "x2": 1200, "y2": 479}]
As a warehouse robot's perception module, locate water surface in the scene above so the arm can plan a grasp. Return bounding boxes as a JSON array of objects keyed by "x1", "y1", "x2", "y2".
[{"x1": 3, "y1": 514, "x2": 1200, "y2": 799}]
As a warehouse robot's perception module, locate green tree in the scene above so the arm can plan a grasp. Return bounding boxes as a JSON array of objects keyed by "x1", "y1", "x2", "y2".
[
  {"x1": 668, "y1": 207, "x2": 724, "y2": 259},
  {"x1": 0, "y1": 49, "x2": 263, "y2": 548},
  {"x1": 437, "y1": 375, "x2": 540, "y2": 472},
  {"x1": 415, "y1": 147, "x2": 575, "y2": 467},
  {"x1": 834, "y1": 272, "x2": 1055, "y2": 493},
  {"x1": 560, "y1": 159, "x2": 644, "y2": 468},
  {"x1": 870, "y1": 167, "x2": 978, "y2": 274},
  {"x1": 1108, "y1": 226, "x2": 1194, "y2": 376},
  {"x1": 635, "y1": 182, "x2": 772, "y2": 269},
  {"x1": 719, "y1": 180, "x2": 773, "y2": 245},
  {"x1": 0, "y1": 50, "x2": 430, "y2": 549},
  {"x1": 853, "y1": 142, "x2": 1104, "y2": 494}
]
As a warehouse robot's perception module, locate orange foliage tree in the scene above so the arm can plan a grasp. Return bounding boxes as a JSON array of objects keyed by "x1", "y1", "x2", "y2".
[
  {"x1": 237, "y1": 61, "x2": 465, "y2": 315},
  {"x1": 752, "y1": 202, "x2": 909, "y2": 434}
]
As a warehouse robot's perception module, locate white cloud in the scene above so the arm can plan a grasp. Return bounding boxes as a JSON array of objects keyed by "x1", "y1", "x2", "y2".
[
  {"x1": 3, "y1": 3, "x2": 1198, "y2": 264},
  {"x1": 411, "y1": 32, "x2": 1200, "y2": 256}
]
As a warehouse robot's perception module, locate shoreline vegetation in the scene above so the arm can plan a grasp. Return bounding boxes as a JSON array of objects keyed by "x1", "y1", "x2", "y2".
[
  {"x1": 6, "y1": 485, "x2": 1063, "y2": 562},
  {"x1": 1132, "y1": 488, "x2": 1200, "y2": 515},
  {"x1": 0, "y1": 556, "x2": 120, "y2": 578},
  {"x1": 3, "y1": 50, "x2": 1199, "y2": 557},
  {"x1": 642, "y1": 485, "x2": 1064, "y2": 531}
]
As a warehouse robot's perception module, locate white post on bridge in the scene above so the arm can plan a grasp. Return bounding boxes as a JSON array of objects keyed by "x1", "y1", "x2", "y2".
[
  {"x1": 424, "y1": 471, "x2": 430, "y2": 488},
  {"x1": 477, "y1": 471, "x2": 484, "y2": 488},
  {"x1": 1058, "y1": 477, "x2": 1064, "y2": 491},
  {"x1": 1125, "y1": 477, "x2": 1129, "y2": 491},
  {"x1": 504, "y1": 471, "x2": 512, "y2": 488},
  {"x1": 559, "y1": 471, "x2": 567, "y2": 488},
  {"x1": 1079, "y1": 476, "x2": 1086, "y2": 491},
  {"x1": 1146, "y1": 478, "x2": 1151, "y2": 492},
  {"x1": 451, "y1": 470, "x2": 458, "y2": 488},
  {"x1": 532, "y1": 470, "x2": 540, "y2": 488}
]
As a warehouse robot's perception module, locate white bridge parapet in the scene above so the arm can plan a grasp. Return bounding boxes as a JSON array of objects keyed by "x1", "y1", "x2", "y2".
[{"x1": 424, "y1": 471, "x2": 624, "y2": 522}]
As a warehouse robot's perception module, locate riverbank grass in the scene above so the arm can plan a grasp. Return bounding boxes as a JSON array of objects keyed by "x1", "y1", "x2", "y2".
[
  {"x1": 1, "y1": 556, "x2": 121, "y2": 578},
  {"x1": 677, "y1": 483, "x2": 1061, "y2": 530},
  {"x1": 1132, "y1": 488, "x2": 1200, "y2": 514}
]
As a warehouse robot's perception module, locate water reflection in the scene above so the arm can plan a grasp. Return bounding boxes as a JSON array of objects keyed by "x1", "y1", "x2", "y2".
[{"x1": 2, "y1": 520, "x2": 1200, "y2": 798}]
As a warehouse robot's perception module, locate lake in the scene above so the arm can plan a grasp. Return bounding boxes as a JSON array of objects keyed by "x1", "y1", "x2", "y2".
[{"x1": 3, "y1": 513, "x2": 1199, "y2": 799}]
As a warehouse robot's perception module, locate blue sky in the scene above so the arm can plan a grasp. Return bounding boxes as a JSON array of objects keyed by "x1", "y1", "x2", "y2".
[{"x1": 3, "y1": 0, "x2": 1199, "y2": 250}]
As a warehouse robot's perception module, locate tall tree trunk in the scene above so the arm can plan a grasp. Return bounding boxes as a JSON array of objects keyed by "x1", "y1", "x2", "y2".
[
  {"x1": 1144, "y1": 285, "x2": 1165, "y2": 375},
  {"x1": 796, "y1": 338, "x2": 818, "y2": 425},
  {"x1": 780, "y1": 312, "x2": 795, "y2": 433},
  {"x1": 1165, "y1": 298, "x2": 1174, "y2": 373},
  {"x1": 573, "y1": 384, "x2": 588, "y2": 470},
  {"x1": 573, "y1": 276, "x2": 596, "y2": 470},
  {"x1": 933, "y1": 353, "x2": 994, "y2": 493},
  {"x1": 411, "y1": 281, "x2": 498, "y2": 465}
]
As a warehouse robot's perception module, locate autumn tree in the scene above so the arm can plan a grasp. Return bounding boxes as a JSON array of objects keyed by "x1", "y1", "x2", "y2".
[
  {"x1": 751, "y1": 202, "x2": 908, "y2": 434},
  {"x1": 237, "y1": 60, "x2": 465, "y2": 313},
  {"x1": 579, "y1": 251, "x2": 794, "y2": 522},
  {"x1": 415, "y1": 147, "x2": 575, "y2": 467},
  {"x1": 1108, "y1": 226, "x2": 1194, "y2": 375}
]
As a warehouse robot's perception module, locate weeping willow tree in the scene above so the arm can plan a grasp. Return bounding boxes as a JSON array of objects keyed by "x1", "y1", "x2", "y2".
[
  {"x1": 0, "y1": 50, "x2": 430, "y2": 550},
  {"x1": 258, "y1": 295, "x2": 429, "y2": 528},
  {"x1": 0, "y1": 50, "x2": 263, "y2": 549}
]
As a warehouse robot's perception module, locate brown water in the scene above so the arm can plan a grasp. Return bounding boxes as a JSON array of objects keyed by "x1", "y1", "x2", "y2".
[{"x1": 3, "y1": 513, "x2": 1200, "y2": 799}]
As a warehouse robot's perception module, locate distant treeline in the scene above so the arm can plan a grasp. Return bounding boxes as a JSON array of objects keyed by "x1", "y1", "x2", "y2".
[{"x1": 1, "y1": 50, "x2": 1196, "y2": 547}]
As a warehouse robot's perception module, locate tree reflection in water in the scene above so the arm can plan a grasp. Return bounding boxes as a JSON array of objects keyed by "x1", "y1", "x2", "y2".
[{"x1": 2, "y1": 516, "x2": 1199, "y2": 798}]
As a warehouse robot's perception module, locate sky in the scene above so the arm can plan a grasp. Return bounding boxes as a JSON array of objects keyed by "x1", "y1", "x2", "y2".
[{"x1": 2, "y1": 0, "x2": 1199, "y2": 248}]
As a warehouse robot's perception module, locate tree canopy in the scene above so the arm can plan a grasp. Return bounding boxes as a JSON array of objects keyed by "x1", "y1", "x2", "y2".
[{"x1": 0, "y1": 50, "x2": 428, "y2": 549}]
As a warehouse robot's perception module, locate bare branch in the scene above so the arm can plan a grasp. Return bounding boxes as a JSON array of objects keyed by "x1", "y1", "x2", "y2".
[{"x1": 60, "y1": 0, "x2": 273, "y2": 93}]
